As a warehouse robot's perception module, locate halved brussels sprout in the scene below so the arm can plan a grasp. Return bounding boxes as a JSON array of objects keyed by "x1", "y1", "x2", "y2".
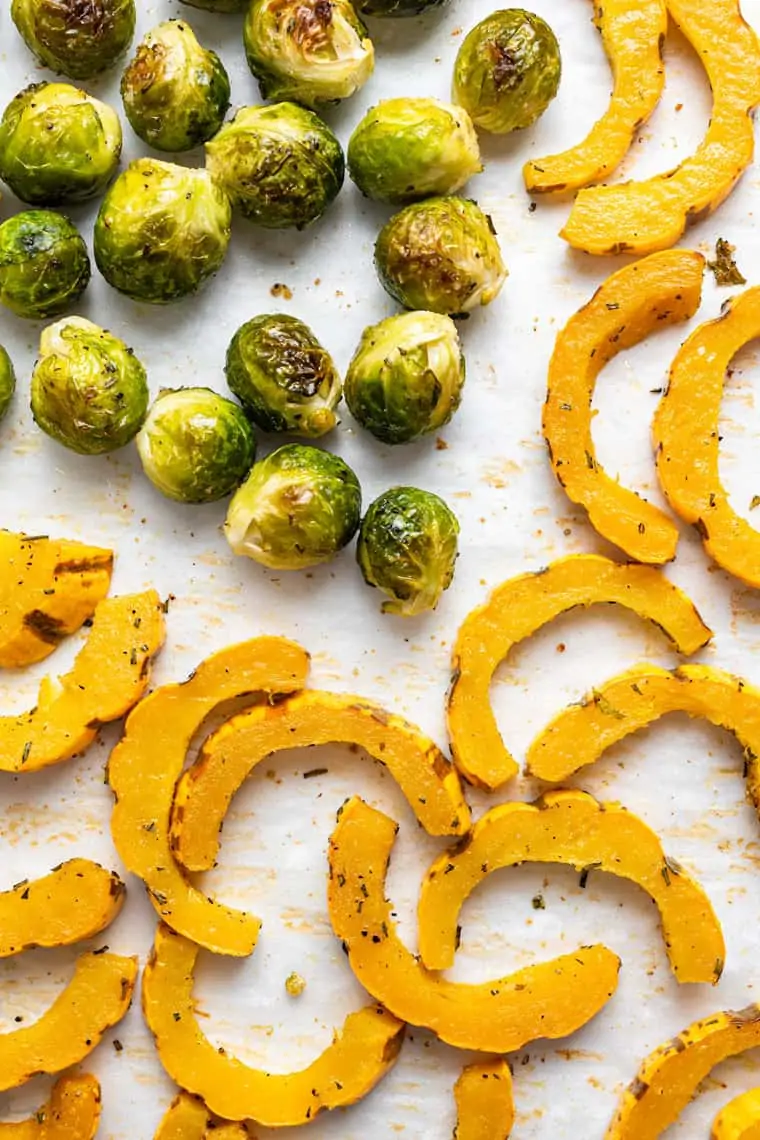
[
  {"x1": 0, "y1": 83, "x2": 122, "y2": 207},
  {"x1": 137, "y1": 388, "x2": 255, "y2": 504},
  {"x1": 243, "y1": 0, "x2": 374, "y2": 107},
  {"x1": 0, "y1": 211, "x2": 90, "y2": 320},
  {"x1": 226, "y1": 314, "x2": 341, "y2": 436},
  {"x1": 357, "y1": 486, "x2": 459, "y2": 615},
  {"x1": 31, "y1": 316, "x2": 149, "y2": 454},
  {"x1": 375, "y1": 196, "x2": 507, "y2": 315},
  {"x1": 0, "y1": 348, "x2": 16, "y2": 424},
  {"x1": 121, "y1": 21, "x2": 231, "y2": 153},
  {"x1": 348, "y1": 98, "x2": 481, "y2": 204},
  {"x1": 94, "y1": 159, "x2": 231, "y2": 304},
  {"x1": 11, "y1": 0, "x2": 135, "y2": 80},
  {"x1": 225, "y1": 444, "x2": 362, "y2": 570},
  {"x1": 453, "y1": 9, "x2": 561, "y2": 134},
  {"x1": 345, "y1": 312, "x2": 464, "y2": 444}
]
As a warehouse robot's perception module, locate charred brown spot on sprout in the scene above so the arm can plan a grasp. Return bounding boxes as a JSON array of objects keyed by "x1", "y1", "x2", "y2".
[
  {"x1": 0, "y1": 347, "x2": 16, "y2": 425},
  {"x1": 0, "y1": 211, "x2": 90, "y2": 320},
  {"x1": 11, "y1": 0, "x2": 136, "y2": 80}
]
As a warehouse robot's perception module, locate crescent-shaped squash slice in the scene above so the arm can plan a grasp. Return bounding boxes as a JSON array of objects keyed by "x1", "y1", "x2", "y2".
[
  {"x1": 606, "y1": 1004, "x2": 760, "y2": 1138},
  {"x1": 204, "y1": 1127, "x2": 248, "y2": 1139},
  {"x1": 455, "y1": 1061, "x2": 514, "y2": 1140},
  {"x1": 0, "y1": 591, "x2": 165, "y2": 773},
  {"x1": 654, "y1": 287, "x2": 760, "y2": 587},
  {"x1": 417, "y1": 790, "x2": 723, "y2": 985},
  {"x1": 0, "y1": 1075, "x2": 102, "y2": 1140},
  {"x1": 154, "y1": 1094, "x2": 248, "y2": 1140},
  {"x1": 328, "y1": 796, "x2": 620, "y2": 1053},
  {"x1": 447, "y1": 555, "x2": 711, "y2": 791},
  {"x1": 0, "y1": 951, "x2": 137, "y2": 1091},
  {"x1": 562, "y1": 0, "x2": 760, "y2": 255},
  {"x1": 142, "y1": 922, "x2": 405, "y2": 1126},
  {"x1": 544, "y1": 250, "x2": 704, "y2": 563},
  {"x1": 524, "y1": 0, "x2": 667, "y2": 194},
  {"x1": 0, "y1": 533, "x2": 113, "y2": 670},
  {"x1": 109, "y1": 638, "x2": 311, "y2": 958},
  {"x1": 712, "y1": 1090, "x2": 760, "y2": 1140}
]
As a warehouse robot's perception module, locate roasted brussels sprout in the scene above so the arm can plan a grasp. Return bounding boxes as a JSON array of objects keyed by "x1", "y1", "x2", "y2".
[
  {"x1": 0, "y1": 83, "x2": 122, "y2": 207},
  {"x1": 226, "y1": 315, "x2": 341, "y2": 436},
  {"x1": 11, "y1": 0, "x2": 135, "y2": 80},
  {"x1": 0, "y1": 211, "x2": 90, "y2": 320},
  {"x1": 0, "y1": 348, "x2": 16, "y2": 424},
  {"x1": 205, "y1": 103, "x2": 344, "y2": 229},
  {"x1": 453, "y1": 10, "x2": 561, "y2": 134},
  {"x1": 356, "y1": 0, "x2": 446, "y2": 15},
  {"x1": 31, "y1": 316, "x2": 148, "y2": 454},
  {"x1": 225, "y1": 444, "x2": 361, "y2": 570},
  {"x1": 121, "y1": 21, "x2": 230, "y2": 153},
  {"x1": 348, "y1": 98, "x2": 481, "y2": 204},
  {"x1": 243, "y1": 0, "x2": 374, "y2": 107},
  {"x1": 375, "y1": 196, "x2": 507, "y2": 315},
  {"x1": 357, "y1": 486, "x2": 459, "y2": 615},
  {"x1": 180, "y1": 0, "x2": 247, "y2": 9},
  {"x1": 94, "y1": 159, "x2": 231, "y2": 304}
]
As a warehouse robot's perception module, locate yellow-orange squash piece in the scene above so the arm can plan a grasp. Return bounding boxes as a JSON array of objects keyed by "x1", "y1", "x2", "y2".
[
  {"x1": 418, "y1": 790, "x2": 723, "y2": 985},
  {"x1": 328, "y1": 796, "x2": 620, "y2": 1053},
  {"x1": 544, "y1": 250, "x2": 704, "y2": 562},
  {"x1": 153, "y1": 1094, "x2": 248, "y2": 1140},
  {"x1": 0, "y1": 591, "x2": 164, "y2": 773},
  {"x1": 712, "y1": 1089, "x2": 760, "y2": 1140},
  {"x1": 562, "y1": 0, "x2": 760, "y2": 255},
  {"x1": 524, "y1": 0, "x2": 667, "y2": 194},
  {"x1": 142, "y1": 922, "x2": 405, "y2": 1126},
  {"x1": 447, "y1": 555, "x2": 711, "y2": 790},
  {"x1": 606, "y1": 1004, "x2": 760, "y2": 1138},
  {"x1": 0, "y1": 1075, "x2": 102, "y2": 1139},
  {"x1": 454, "y1": 1061, "x2": 514, "y2": 1140},
  {"x1": 109, "y1": 639, "x2": 310, "y2": 957},
  {"x1": 654, "y1": 287, "x2": 760, "y2": 587}
]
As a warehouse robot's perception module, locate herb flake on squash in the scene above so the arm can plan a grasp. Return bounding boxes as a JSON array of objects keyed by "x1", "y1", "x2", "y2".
[{"x1": 0, "y1": 1074, "x2": 102, "y2": 1140}]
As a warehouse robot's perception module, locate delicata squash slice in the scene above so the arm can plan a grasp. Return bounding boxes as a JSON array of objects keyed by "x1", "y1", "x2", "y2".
[
  {"x1": 0, "y1": 1074, "x2": 102, "y2": 1140},
  {"x1": 418, "y1": 790, "x2": 724, "y2": 985},
  {"x1": 454, "y1": 1061, "x2": 514, "y2": 1140},
  {"x1": 153, "y1": 1093, "x2": 247, "y2": 1140},
  {"x1": 711, "y1": 1089, "x2": 760, "y2": 1140},
  {"x1": 544, "y1": 250, "x2": 705, "y2": 563},
  {"x1": 447, "y1": 555, "x2": 711, "y2": 790},
  {"x1": 328, "y1": 796, "x2": 621, "y2": 1053}
]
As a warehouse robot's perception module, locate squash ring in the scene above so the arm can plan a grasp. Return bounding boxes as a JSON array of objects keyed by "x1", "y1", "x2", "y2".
[
  {"x1": 711, "y1": 1090, "x2": 760, "y2": 1140},
  {"x1": 447, "y1": 555, "x2": 712, "y2": 791},
  {"x1": 454, "y1": 1060, "x2": 514, "y2": 1140},
  {"x1": 0, "y1": 1074, "x2": 102, "y2": 1140},
  {"x1": 153, "y1": 1093, "x2": 248, "y2": 1139}
]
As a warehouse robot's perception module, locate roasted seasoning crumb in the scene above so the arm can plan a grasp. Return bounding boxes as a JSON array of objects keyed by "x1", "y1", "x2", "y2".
[
  {"x1": 532, "y1": 894, "x2": 546, "y2": 910},
  {"x1": 271, "y1": 283, "x2": 293, "y2": 299},
  {"x1": 708, "y1": 238, "x2": 746, "y2": 286},
  {"x1": 285, "y1": 972, "x2": 307, "y2": 996}
]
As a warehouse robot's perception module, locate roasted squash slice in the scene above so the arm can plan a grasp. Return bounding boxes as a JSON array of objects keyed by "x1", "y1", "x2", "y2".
[
  {"x1": 454, "y1": 1061, "x2": 514, "y2": 1140},
  {"x1": 606, "y1": 1004, "x2": 760, "y2": 1138},
  {"x1": 544, "y1": 250, "x2": 704, "y2": 563},
  {"x1": 109, "y1": 638, "x2": 310, "y2": 958},
  {"x1": 0, "y1": 951, "x2": 137, "y2": 1091},
  {"x1": 524, "y1": 0, "x2": 667, "y2": 194},
  {"x1": 328, "y1": 796, "x2": 620, "y2": 1053},
  {"x1": 562, "y1": 0, "x2": 760, "y2": 255},
  {"x1": 712, "y1": 1089, "x2": 760, "y2": 1140},
  {"x1": 142, "y1": 922, "x2": 405, "y2": 1126},
  {"x1": 447, "y1": 555, "x2": 711, "y2": 790},
  {"x1": 0, "y1": 591, "x2": 164, "y2": 773},
  {"x1": 0, "y1": 1075, "x2": 102, "y2": 1139},
  {"x1": 418, "y1": 790, "x2": 723, "y2": 985},
  {"x1": 654, "y1": 287, "x2": 760, "y2": 587},
  {"x1": 154, "y1": 1094, "x2": 248, "y2": 1140}
]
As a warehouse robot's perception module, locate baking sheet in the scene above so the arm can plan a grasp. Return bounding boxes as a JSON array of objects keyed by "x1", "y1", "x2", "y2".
[{"x1": 2, "y1": 0, "x2": 760, "y2": 1134}]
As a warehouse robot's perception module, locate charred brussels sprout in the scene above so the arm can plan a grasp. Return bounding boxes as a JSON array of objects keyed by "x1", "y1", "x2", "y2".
[
  {"x1": 11, "y1": 0, "x2": 135, "y2": 80},
  {"x1": 94, "y1": 159, "x2": 231, "y2": 304},
  {"x1": 226, "y1": 314, "x2": 341, "y2": 436},
  {"x1": 137, "y1": 388, "x2": 255, "y2": 504},
  {"x1": 121, "y1": 21, "x2": 230, "y2": 153},
  {"x1": 357, "y1": 486, "x2": 459, "y2": 615},
  {"x1": 453, "y1": 10, "x2": 561, "y2": 134},
  {"x1": 0, "y1": 348, "x2": 16, "y2": 424},
  {"x1": 225, "y1": 444, "x2": 361, "y2": 569},
  {"x1": 0, "y1": 83, "x2": 122, "y2": 206},
  {"x1": 243, "y1": 0, "x2": 374, "y2": 107},
  {"x1": 375, "y1": 196, "x2": 507, "y2": 315},
  {"x1": 348, "y1": 98, "x2": 481, "y2": 204},
  {"x1": 31, "y1": 317, "x2": 148, "y2": 454},
  {"x1": 0, "y1": 211, "x2": 90, "y2": 320},
  {"x1": 205, "y1": 103, "x2": 344, "y2": 229}
]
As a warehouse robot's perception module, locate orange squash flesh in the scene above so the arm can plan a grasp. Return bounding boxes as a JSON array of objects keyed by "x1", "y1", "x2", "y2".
[
  {"x1": 0, "y1": 1075, "x2": 102, "y2": 1139},
  {"x1": 454, "y1": 1061, "x2": 515, "y2": 1140},
  {"x1": 153, "y1": 1094, "x2": 248, "y2": 1140},
  {"x1": 712, "y1": 1089, "x2": 760, "y2": 1140}
]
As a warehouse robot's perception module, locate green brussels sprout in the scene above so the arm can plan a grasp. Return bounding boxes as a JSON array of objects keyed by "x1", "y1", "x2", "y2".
[
  {"x1": 357, "y1": 486, "x2": 459, "y2": 616},
  {"x1": 348, "y1": 98, "x2": 481, "y2": 205},
  {"x1": 0, "y1": 348, "x2": 16, "y2": 424},
  {"x1": 345, "y1": 311, "x2": 464, "y2": 444},
  {"x1": 225, "y1": 444, "x2": 361, "y2": 570},
  {"x1": 375, "y1": 196, "x2": 507, "y2": 315},
  {"x1": 356, "y1": 0, "x2": 446, "y2": 16},
  {"x1": 136, "y1": 388, "x2": 255, "y2": 504},
  {"x1": 452, "y1": 10, "x2": 561, "y2": 134},
  {"x1": 226, "y1": 315, "x2": 341, "y2": 436},
  {"x1": 205, "y1": 103, "x2": 344, "y2": 230},
  {"x1": 0, "y1": 211, "x2": 90, "y2": 320},
  {"x1": 94, "y1": 158, "x2": 232, "y2": 304},
  {"x1": 180, "y1": 0, "x2": 247, "y2": 10},
  {"x1": 121, "y1": 21, "x2": 231, "y2": 153},
  {"x1": 0, "y1": 83, "x2": 122, "y2": 207},
  {"x1": 11, "y1": 0, "x2": 135, "y2": 80},
  {"x1": 243, "y1": 0, "x2": 374, "y2": 107},
  {"x1": 30, "y1": 316, "x2": 148, "y2": 454}
]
